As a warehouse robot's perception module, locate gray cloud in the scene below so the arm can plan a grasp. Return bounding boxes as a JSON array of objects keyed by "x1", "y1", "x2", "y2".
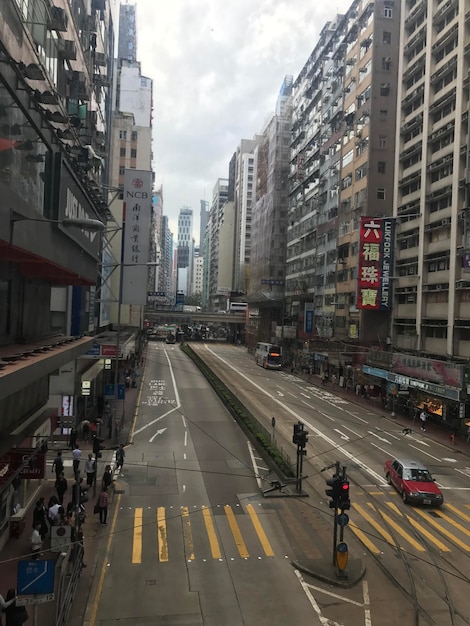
[{"x1": 135, "y1": 0, "x2": 351, "y2": 236}]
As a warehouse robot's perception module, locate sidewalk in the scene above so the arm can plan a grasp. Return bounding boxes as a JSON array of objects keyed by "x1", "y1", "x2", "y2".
[
  {"x1": 0, "y1": 377, "x2": 141, "y2": 626},
  {"x1": 297, "y1": 370, "x2": 470, "y2": 458}
]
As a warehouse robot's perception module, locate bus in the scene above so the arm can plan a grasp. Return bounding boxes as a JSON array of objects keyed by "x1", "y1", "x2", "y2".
[
  {"x1": 255, "y1": 342, "x2": 282, "y2": 370},
  {"x1": 165, "y1": 325, "x2": 177, "y2": 344}
]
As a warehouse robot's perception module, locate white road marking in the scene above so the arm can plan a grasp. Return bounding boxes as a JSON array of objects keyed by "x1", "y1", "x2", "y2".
[
  {"x1": 294, "y1": 570, "x2": 343, "y2": 626},
  {"x1": 334, "y1": 429, "x2": 350, "y2": 441},
  {"x1": 367, "y1": 430, "x2": 391, "y2": 444},
  {"x1": 408, "y1": 444, "x2": 442, "y2": 462},
  {"x1": 207, "y1": 347, "x2": 387, "y2": 486},
  {"x1": 442, "y1": 458, "x2": 458, "y2": 463},
  {"x1": 148, "y1": 427, "x2": 167, "y2": 443}
]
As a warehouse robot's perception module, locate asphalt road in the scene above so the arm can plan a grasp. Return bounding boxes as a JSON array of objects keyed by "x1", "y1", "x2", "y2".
[
  {"x1": 82, "y1": 342, "x2": 327, "y2": 626},
  {"x1": 190, "y1": 343, "x2": 470, "y2": 626}
]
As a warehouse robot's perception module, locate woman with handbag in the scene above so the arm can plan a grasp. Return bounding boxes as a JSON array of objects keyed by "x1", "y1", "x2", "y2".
[
  {"x1": 3, "y1": 589, "x2": 28, "y2": 626},
  {"x1": 98, "y1": 486, "x2": 109, "y2": 525}
]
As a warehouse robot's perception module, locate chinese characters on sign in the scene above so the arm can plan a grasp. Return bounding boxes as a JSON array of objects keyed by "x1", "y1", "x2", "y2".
[
  {"x1": 122, "y1": 170, "x2": 152, "y2": 305},
  {"x1": 357, "y1": 217, "x2": 395, "y2": 310}
]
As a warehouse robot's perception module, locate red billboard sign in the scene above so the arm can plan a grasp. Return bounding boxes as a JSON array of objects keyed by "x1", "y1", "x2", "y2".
[
  {"x1": 357, "y1": 217, "x2": 395, "y2": 310},
  {"x1": 0, "y1": 449, "x2": 46, "y2": 487}
]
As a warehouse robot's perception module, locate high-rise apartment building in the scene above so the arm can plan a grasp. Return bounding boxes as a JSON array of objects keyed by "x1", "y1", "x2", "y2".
[
  {"x1": 393, "y1": 0, "x2": 470, "y2": 362},
  {"x1": 287, "y1": 0, "x2": 401, "y2": 362},
  {"x1": 177, "y1": 207, "x2": 193, "y2": 294},
  {"x1": 233, "y1": 139, "x2": 256, "y2": 293},
  {"x1": 248, "y1": 76, "x2": 293, "y2": 347},
  {"x1": 206, "y1": 179, "x2": 229, "y2": 309}
]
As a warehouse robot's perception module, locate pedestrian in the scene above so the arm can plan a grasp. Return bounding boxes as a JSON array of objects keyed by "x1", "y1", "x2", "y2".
[
  {"x1": 72, "y1": 445, "x2": 81, "y2": 476},
  {"x1": 81, "y1": 419, "x2": 90, "y2": 442},
  {"x1": 30, "y1": 522, "x2": 43, "y2": 559},
  {"x1": 125, "y1": 375, "x2": 130, "y2": 389},
  {"x1": 85, "y1": 453, "x2": 96, "y2": 487},
  {"x1": 3, "y1": 589, "x2": 28, "y2": 626},
  {"x1": 32, "y1": 497, "x2": 48, "y2": 540},
  {"x1": 102, "y1": 464, "x2": 113, "y2": 490},
  {"x1": 98, "y1": 486, "x2": 109, "y2": 525},
  {"x1": 115, "y1": 444, "x2": 125, "y2": 473},
  {"x1": 0, "y1": 589, "x2": 16, "y2": 612},
  {"x1": 69, "y1": 427, "x2": 78, "y2": 450},
  {"x1": 51, "y1": 450, "x2": 64, "y2": 478},
  {"x1": 420, "y1": 409, "x2": 427, "y2": 431},
  {"x1": 48, "y1": 497, "x2": 60, "y2": 526},
  {"x1": 55, "y1": 472, "x2": 68, "y2": 505},
  {"x1": 466, "y1": 425, "x2": 470, "y2": 443}
]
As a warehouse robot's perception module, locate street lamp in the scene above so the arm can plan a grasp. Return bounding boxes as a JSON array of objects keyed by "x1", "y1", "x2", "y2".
[{"x1": 9, "y1": 208, "x2": 105, "y2": 244}]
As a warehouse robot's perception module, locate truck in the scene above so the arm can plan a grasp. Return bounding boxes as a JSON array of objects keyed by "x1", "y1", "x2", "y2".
[{"x1": 183, "y1": 305, "x2": 201, "y2": 313}]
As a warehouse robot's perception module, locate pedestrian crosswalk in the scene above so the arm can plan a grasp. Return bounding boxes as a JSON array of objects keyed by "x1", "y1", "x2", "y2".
[
  {"x1": 128, "y1": 503, "x2": 276, "y2": 564},
  {"x1": 348, "y1": 498, "x2": 470, "y2": 555},
  {"x1": 122, "y1": 498, "x2": 470, "y2": 564}
]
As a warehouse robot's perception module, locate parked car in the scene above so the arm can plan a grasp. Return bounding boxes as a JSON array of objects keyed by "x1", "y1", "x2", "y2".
[{"x1": 384, "y1": 458, "x2": 443, "y2": 506}]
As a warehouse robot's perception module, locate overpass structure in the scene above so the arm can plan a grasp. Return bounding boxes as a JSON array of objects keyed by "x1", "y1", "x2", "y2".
[{"x1": 144, "y1": 309, "x2": 246, "y2": 326}]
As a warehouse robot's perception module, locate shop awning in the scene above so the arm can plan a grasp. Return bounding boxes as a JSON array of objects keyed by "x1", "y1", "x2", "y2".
[{"x1": 81, "y1": 359, "x2": 105, "y2": 384}]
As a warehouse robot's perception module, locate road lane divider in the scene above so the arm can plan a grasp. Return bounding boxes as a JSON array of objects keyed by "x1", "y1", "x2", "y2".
[{"x1": 132, "y1": 508, "x2": 143, "y2": 563}]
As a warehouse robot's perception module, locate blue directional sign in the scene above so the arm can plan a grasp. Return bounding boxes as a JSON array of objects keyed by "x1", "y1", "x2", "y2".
[
  {"x1": 336, "y1": 513, "x2": 350, "y2": 527},
  {"x1": 104, "y1": 384, "x2": 126, "y2": 400},
  {"x1": 17, "y1": 560, "x2": 55, "y2": 595}
]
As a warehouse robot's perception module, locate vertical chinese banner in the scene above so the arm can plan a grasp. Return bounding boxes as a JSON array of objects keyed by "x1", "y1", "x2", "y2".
[
  {"x1": 357, "y1": 217, "x2": 394, "y2": 311},
  {"x1": 304, "y1": 302, "x2": 314, "y2": 334},
  {"x1": 122, "y1": 170, "x2": 152, "y2": 305}
]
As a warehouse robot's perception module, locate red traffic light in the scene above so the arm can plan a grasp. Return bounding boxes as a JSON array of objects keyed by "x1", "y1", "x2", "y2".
[{"x1": 342, "y1": 482, "x2": 349, "y2": 490}]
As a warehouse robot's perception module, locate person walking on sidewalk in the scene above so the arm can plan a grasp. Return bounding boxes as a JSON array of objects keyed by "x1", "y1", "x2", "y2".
[
  {"x1": 55, "y1": 472, "x2": 68, "y2": 505},
  {"x1": 85, "y1": 453, "x2": 96, "y2": 487},
  {"x1": 98, "y1": 486, "x2": 109, "y2": 525},
  {"x1": 52, "y1": 450, "x2": 64, "y2": 478},
  {"x1": 420, "y1": 409, "x2": 427, "y2": 431},
  {"x1": 0, "y1": 589, "x2": 16, "y2": 612},
  {"x1": 30, "y1": 522, "x2": 43, "y2": 559},
  {"x1": 32, "y1": 497, "x2": 48, "y2": 541},
  {"x1": 102, "y1": 464, "x2": 113, "y2": 491},
  {"x1": 72, "y1": 445, "x2": 81, "y2": 477},
  {"x1": 115, "y1": 444, "x2": 125, "y2": 474}
]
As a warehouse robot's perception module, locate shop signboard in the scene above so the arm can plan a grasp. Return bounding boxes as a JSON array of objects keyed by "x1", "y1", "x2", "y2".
[
  {"x1": 357, "y1": 217, "x2": 394, "y2": 310},
  {"x1": 0, "y1": 450, "x2": 46, "y2": 487},
  {"x1": 363, "y1": 365, "x2": 388, "y2": 379},
  {"x1": 304, "y1": 302, "x2": 314, "y2": 334},
  {"x1": 386, "y1": 372, "x2": 460, "y2": 400},
  {"x1": 391, "y1": 353, "x2": 464, "y2": 388}
]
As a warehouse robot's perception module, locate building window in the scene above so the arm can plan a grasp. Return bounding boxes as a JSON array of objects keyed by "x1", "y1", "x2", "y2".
[
  {"x1": 384, "y1": 6, "x2": 393, "y2": 18},
  {"x1": 378, "y1": 161, "x2": 386, "y2": 174},
  {"x1": 130, "y1": 149, "x2": 137, "y2": 158},
  {"x1": 119, "y1": 130, "x2": 127, "y2": 140},
  {"x1": 119, "y1": 166, "x2": 125, "y2": 175},
  {"x1": 131, "y1": 131, "x2": 138, "y2": 141},
  {"x1": 379, "y1": 136, "x2": 387, "y2": 149},
  {"x1": 383, "y1": 31, "x2": 392, "y2": 44},
  {"x1": 379, "y1": 109, "x2": 388, "y2": 121},
  {"x1": 120, "y1": 148, "x2": 126, "y2": 157},
  {"x1": 380, "y1": 83, "x2": 390, "y2": 96},
  {"x1": 382, "y1": 57, "x2": 391, "y2": 71},
  {"x1": 377, "y1": 188, "x2": 386, "y2": 200}
]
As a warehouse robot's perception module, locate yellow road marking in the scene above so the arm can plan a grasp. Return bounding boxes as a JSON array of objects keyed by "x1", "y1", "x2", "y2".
[
  {"x1": 378, "y1": 510, "x2": 425, "y2": 552},
  {"x1": 88, "y1": 494, "x2": 122, "y2": 626},
  {"x1": 224, "y1": 505, "x2": 249, "y2": 558},
  {"x1": 435, "y1": 509, "x2": 470, "y2": 539},
  {"x1": 349, "y1": 520, "x2": 381, "y2": 554},
  {"x1": 132, "y1": 508, "x2": 143, "y2": 563},
  {"x1": 202, "y1": 505, "x2": 222, "y2": 559},
  {"x1": 406, "y1": 515, "x2": 450, "y2": 551},
  {"x1": 352, "y1": 503, "x2": 395, "y2": 546},
  {"x1": 414, "y1": 509, "x2": 470, "y2": 551},
  {"x1": 445, "y1": 503, "x2": 470, "y2": 523},
  {"x1": 157, "y1": 507, "x2": 168, "y2": 562},
  {"x1": 181, "y1": 506, "x2": 195, "y2": 560},
  {"x1": 246, "y1": 504, "x2": 274, "y2": 557},
  {"x1": 385, "y1": 501, "x2": 402, "y2": 516}
]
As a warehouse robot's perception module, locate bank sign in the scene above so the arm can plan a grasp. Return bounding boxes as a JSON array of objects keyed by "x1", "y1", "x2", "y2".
[{"x1": 357, "y1": 217, "x2": 395, "y2": 311}]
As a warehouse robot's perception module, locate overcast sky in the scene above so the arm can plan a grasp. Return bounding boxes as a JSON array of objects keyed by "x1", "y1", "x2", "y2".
[{"x1": 134, "y1": 0, "x2": 352, "y2": 240}]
